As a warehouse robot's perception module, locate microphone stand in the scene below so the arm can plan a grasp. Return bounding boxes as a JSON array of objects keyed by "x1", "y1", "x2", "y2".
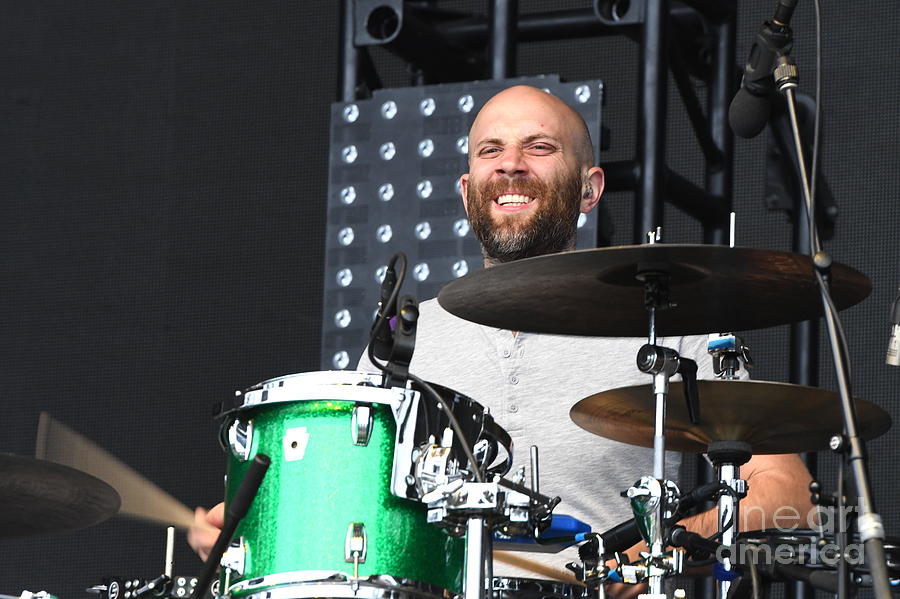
[{"x1": 774, "y1": 55, "x2": 892, "y2": 599}]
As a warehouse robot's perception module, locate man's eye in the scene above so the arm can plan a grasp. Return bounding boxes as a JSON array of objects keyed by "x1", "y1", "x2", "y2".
[
  {"x1": 529, "y1": 143, "x2": 555, "y2": 152},
  {"x1": 480, "y1": 147, "x2": 500, "y2": 155}
]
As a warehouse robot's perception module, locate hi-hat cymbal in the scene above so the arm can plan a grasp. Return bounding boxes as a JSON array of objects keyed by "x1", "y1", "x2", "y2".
[
  {"x1": 0, "y1": 454, "x2": 120, "y2": 538},
  {"x1": 438, "y1": 245, "x2": 871, "y2": 336},
  {"x1": 570, "y1": 380, "x2": 891, "y2": 454}
]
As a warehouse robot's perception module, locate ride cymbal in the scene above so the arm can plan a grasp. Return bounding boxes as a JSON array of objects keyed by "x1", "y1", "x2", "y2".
[
  {"x1": 570, "y1": 380, "x2": 891, "y2": 454},
  {"x1": 438, "y1": 245, "x2": 871, "y2": 336},
  {"x1": 0, "y1": 453, "x2": 120, "y2": 538}
]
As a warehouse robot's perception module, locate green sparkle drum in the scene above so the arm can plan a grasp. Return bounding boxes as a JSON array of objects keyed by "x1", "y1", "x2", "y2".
[{"x1": 218, "y1": 371, "x2": 501, "y2": 599}]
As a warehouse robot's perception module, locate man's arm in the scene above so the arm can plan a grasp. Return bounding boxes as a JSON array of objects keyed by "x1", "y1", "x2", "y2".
[{"x1": 681, "y1": 452, "x2": 814, "y2": 536}]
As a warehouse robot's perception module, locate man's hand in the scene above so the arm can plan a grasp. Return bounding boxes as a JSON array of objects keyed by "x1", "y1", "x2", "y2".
[{"x1": 188, "y1": 502, "x2": 224, "y2": 561}]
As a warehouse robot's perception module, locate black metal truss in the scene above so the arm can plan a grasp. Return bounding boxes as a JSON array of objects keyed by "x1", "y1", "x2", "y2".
[{"x1": 339, "y1": 0, "x2": 739, "y2": 246}]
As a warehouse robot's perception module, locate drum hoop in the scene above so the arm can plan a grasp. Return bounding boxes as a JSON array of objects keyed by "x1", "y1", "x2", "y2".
[
  {"x1": 491, "y1": 576, "x2": 576, "y2": 594},
  {"x1": 231, "y1": 573, "x2": 454, "y2": 599},
  {"x1": 249, "y1": 370, "x2": 384, "y2": 391},
  {"x1": 239, "y1": 383, "x2": 405, "y2": 410}
]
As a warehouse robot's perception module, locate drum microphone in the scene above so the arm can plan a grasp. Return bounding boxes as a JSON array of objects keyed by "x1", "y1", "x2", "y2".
[
  {"x1": 191, "y1": 454, "x2": 270, "y2": 599},
  {"x1": 886, "y1": 287, "x2": 900, "y2": 366},
  {"x1": 371, "y1": 263, "x2": 398, "y2": 361},
  {"x1": 596, "y1": 480, "x2": 724, "y2": 554},
  {"x1": 728, "y1": 0, "x2": 798, "y2": 138}
]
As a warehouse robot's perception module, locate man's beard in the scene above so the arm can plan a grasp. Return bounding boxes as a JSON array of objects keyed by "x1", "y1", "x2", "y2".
[{"x1": 466, "y1": 169, "x2": 582, "y2": 263}]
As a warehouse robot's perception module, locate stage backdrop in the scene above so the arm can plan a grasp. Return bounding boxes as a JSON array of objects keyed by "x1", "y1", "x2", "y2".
[{"x1": 1, "y1": 1, "x2": 898, "y2": 598}]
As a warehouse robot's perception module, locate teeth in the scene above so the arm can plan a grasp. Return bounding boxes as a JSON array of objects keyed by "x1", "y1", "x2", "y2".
[{"x1": 496, "y1": 194, "x2": 533, "y2": 206}]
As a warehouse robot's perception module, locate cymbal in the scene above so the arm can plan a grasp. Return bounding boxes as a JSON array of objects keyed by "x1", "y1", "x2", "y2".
[
  {"x1": 0, "y1": 454, "x2": 120, "y2": 538},
  {"x1": 438, "y1": 245, "x2": 871, "y2": 336},
  {"x1": 570, "y1": 380, "x2": 891, "y2": 454}
]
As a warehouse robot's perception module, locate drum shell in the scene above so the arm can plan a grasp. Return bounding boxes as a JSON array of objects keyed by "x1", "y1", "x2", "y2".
[{"x1": 223, "y1": 398, "x2": 464, "y2": 595}]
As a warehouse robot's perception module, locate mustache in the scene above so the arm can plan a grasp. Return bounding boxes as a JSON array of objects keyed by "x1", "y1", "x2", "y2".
[{"x1": 472, "y1": 176, "x2": 554, "y2": 202}]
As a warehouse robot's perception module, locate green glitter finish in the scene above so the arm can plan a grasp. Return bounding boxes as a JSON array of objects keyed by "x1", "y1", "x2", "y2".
[{"x1": 223, "y1": 400, "x2": 463, "y2": 595}]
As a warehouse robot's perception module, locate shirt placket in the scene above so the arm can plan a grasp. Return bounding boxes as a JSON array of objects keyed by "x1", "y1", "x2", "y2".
[{"x1": 495, "y1": 330, "x2": 523, "y2": 429}]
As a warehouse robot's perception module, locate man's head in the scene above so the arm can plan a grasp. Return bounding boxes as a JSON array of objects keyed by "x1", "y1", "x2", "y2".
[{"x1": 459, "y1": 85, "x2": 605, "y2": 265}]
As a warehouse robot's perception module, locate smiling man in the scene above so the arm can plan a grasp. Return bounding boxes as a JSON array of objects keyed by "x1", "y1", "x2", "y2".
[
  {"x1": 191, "y1": 85, "x2": 814, "y2": 594},
  {"x1": 358, "y1": 85, "x2": 813, "y2": 584}
]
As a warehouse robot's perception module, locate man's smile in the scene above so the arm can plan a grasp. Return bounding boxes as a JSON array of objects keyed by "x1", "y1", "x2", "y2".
[{"x1": 494, "y1": 193, "x2": 537, "y2": 212}]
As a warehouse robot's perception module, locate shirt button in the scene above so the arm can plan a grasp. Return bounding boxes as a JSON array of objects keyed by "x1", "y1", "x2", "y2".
[
  {"x1": 501, "y1": 348, "x2": 511, "y2": 358},
  {"x1": 508, "y1": 403, "x2": 518, "y2": 413},
  {"x1": 509, "y1": 374, "x2": 518, "y2": 384}
]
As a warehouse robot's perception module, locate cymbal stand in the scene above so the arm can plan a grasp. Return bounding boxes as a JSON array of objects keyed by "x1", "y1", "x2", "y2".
[
  {"x1": 630, "y1": 265, "x2": 687, "y2": 597},
  {"x1": 706, "y1": 441, "x2": 750, "y2": 598}
]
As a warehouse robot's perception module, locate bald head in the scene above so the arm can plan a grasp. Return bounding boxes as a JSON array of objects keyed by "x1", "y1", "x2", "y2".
[
  {"x1": 459, "y1": 85, "x2": 605, "y2": 265},
  {"x1": 468, "y1": 85, "x2": 595, "y2": 170}
]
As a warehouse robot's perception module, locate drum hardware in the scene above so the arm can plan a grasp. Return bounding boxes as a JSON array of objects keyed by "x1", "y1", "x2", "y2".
[
  {"x1": 706, "y1": 442, "x2": 752, "y2": 598},
  {"x1": 490, "y1": 577, "x2": 581, "y2": 599},
  {"x1": 561, "y1": 477, "x2": 736, "y2": 597},
  {"x1": 227, "y1": 419, "x2": 253, "y2": 462},
  {"x1": 345, "y1": 522, "x2": 369, "y2": 589},
  {"x1": 192, "y1": 454, "x2": 270, "y2": 599},
  {"x1": 628, "y1": 258, "x2": 695, "y2": 599},
  {"x1": 707, "y1": 333, "x2": 752, "y2": 379},
  {"x1": 809, "y1": 480, "x2": 855, "y2": 510},
  {"x1": 89, "y1": 576, "x2": 205, "y2": 599},
  {"x1": 165, "y1": 526, "x2": 175, "y2": 580},
  {"x1": 220, "y1": 538, "x2": 246, "y2": 577},
  {"x1": 352, "y1": 404, "x2": 375, "y2": 446},
  {"x1": 619, "y1": 476, "x2": 684, "y2": 595},
  {"x1": 729, "y1": 529, "x2": 900, "y2": 594},
  {"x1": 90, "y1": 528, "x2": 205, "y2": 599},
  {"x1": 417, "y1": 443, "x2": 561, "y2": 599},
  {"x1": 566, "y1": 534, "x2": 611, "y2": 599},
  {"x1": 365, "y1": 251, "x2": 496, "y2": 495},
  {"x1": 369, "y1": 252, "x2": 419, "y2": 389}
]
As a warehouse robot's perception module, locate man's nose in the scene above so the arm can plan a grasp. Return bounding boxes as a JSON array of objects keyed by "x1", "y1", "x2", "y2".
[{"x1": 496, "y1": 146, "x2": 528, "y2": 176}]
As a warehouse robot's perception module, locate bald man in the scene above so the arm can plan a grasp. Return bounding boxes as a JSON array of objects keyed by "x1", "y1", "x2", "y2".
[{"x1": 192, "y1": 86, "x2": 814, "y2": 591}]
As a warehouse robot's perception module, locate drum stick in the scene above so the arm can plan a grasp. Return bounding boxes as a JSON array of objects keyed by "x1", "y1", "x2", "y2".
[
  {"x1": 493, "y1": 551, "x2": 585, "y2": 586},
  {"x1": 36, "y1": 412, "x2": 198, "y2": 530}
]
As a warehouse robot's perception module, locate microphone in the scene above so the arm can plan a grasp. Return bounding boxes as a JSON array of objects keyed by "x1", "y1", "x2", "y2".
[
  {"x1": 597, "y1": 517, "x2": 642, "y2": 555},
  {"x1": 595, "y1": 480, "x2": 724, "y2": 554},
  {"x1": 728, "y1": 0, "x2": 798, "y2": 138},
  {"x1": 886, "y1": 287, "x2": 900, "y2": 366},
  {"x1": 370, "y1": 263, "x2": 398, "y2": 361}
]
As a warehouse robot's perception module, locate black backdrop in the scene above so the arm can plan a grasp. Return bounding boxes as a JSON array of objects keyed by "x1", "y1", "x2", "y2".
[{"x1": 1, "y1": 1, "x2": 899, "y2": 597}]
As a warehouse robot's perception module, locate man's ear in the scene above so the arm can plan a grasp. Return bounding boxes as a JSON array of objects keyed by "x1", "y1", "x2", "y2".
[
  {"x1": 459, "y1": 173, "x2": 470, "y2": 216},
  {"x1": 580, "y1": 166, "x2": 605, "y2": 214}
]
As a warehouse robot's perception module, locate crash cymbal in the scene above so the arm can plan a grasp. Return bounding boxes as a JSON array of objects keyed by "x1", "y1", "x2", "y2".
[
  {"x1": 0, "y1": 454, "x2": 120, "y2": 538},
  {"x1": 438, "y1": 245, "x2": 871, "y2": 336},
  {"x1": 570, "y1": 380, "x2": 891, "y2": 454}
]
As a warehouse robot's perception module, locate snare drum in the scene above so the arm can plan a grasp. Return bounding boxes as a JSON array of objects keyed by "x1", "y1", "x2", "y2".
[{"x1": 218, "y1": 371, "x2": 506, "y2": 599}]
